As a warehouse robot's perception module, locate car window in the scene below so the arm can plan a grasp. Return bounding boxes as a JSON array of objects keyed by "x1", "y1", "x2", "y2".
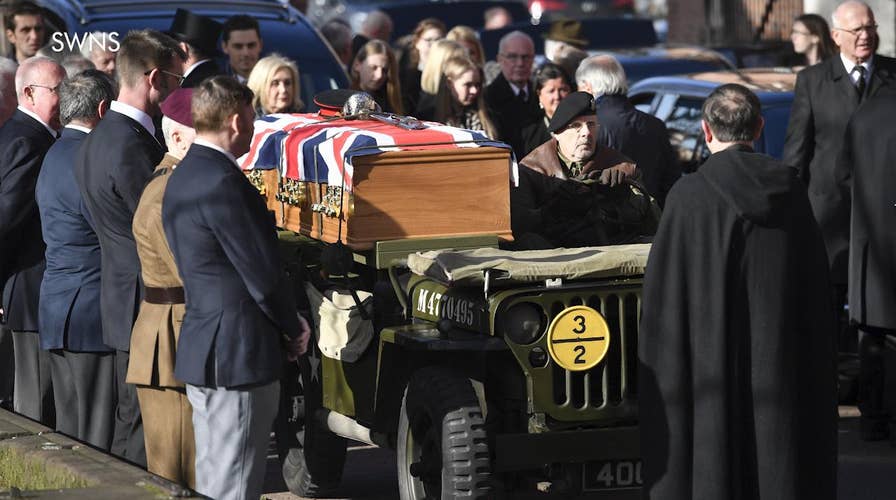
[{"x1": 662, "y1": 96, "x2": 707, "y2": 173}]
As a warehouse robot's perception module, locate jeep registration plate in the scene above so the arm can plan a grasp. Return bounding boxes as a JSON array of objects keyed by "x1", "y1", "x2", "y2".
[{"x1": 582, "y1": 460, "x2": 643, "y2": 490}]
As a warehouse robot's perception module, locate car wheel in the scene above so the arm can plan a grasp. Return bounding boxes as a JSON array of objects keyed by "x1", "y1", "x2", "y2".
[
  {"x1": 281, "y1": 353, "x2": 347, "y2": 497},
  {"x1": 397, "y1": 366, "x2": 493, "y2": 500}
]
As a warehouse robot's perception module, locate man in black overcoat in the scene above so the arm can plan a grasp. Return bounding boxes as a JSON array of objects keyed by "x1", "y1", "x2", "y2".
[
  {"x1": 639, "y1": 83, "x2": 838, "y2": 499},
  {"x1": 575, "y1": 54, "x2": 680, "y2": 206},
  {"x1": 838, "y1": 91, "x2": 896, "y2": 442},
  {"x1": 0, "y1": 56, "x2": 65, "y2": 425},
  {"x1": 484, "y1": 30, "x2": 541, "y2": 160},
  {"x1": 73, "y1": 29, "x2": 185, "y2": 466},
  {"x1": 783, "y1": 1, "x2": 896, "y2": 354}
]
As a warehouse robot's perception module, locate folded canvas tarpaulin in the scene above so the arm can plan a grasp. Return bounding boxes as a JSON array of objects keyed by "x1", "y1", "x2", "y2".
[{"x1": 407, "y1": 244, "x2": 650, "y2": 286}]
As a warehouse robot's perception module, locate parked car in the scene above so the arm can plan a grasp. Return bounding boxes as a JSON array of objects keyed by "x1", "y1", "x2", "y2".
[
  {"x1": 306, "y1": 0, "x2": 530, "y2": 40},
  {"x1": 32, "y1": 0, "x2": 348, "y2": 110},
  {"x1": 609, "y1": 46, "x2": 734, "y2": 85},
  {"x1": 479, "y1": 17, "x2": 658, "y2": 60},
  {"x1": 629, "y1": 67, "x2": 797, "y2": 172}
]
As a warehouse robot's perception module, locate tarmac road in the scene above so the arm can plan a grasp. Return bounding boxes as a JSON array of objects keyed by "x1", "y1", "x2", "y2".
[
  {"x1": 263, "y1": 442, "x2": 398, "y2": 500},
  {"x1": 262, "y1": 408, "x2": 896, "y2": 500}
]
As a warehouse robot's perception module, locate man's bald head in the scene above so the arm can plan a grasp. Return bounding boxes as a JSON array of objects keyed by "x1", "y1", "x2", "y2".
[
  {"x1": 15, "y1": 56, "x2": 66, "y2": 129},
  {"x1": 497, "y1": 31, "x2": 535, "y2": 86},
  {"x1": 361, "y1": 10, "x2": 393, "y2": 41},
  {"x1": 831, "y1": 0, "x2": 877, "y2": 63},
  {"x1": 14, "y1": 55, "x2": 63, "y2": 96}
]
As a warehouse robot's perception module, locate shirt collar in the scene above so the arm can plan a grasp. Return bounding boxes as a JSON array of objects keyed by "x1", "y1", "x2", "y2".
[
  {"x1": 841, "y1": 53, "x2": 874, "y2": 80},
  {"x1": 65, "y1": 124, "x2": 92, "y2": 134},
  {"x1": 193, "y1": 138, "x2": 238, "y2": 167},
  {"x1": 184, "y1": 59, "x2": 211, "y2": 79},
  {"x1": 508, "y1": 80, "x2": 528, "y2": 99},
  {"x1": 17, "y1": 106, "x2": 57, "y2": 136},
  {"x1": 110, "y1": 100, "x2": 155, "y2": 137}
]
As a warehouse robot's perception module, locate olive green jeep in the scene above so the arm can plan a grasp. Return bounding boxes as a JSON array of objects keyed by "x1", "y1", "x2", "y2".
[{"x1": 278, "y1": 234, "x2": 648, "y2": 499}]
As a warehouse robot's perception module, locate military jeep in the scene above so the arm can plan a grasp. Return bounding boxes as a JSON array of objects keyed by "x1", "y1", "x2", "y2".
[{"x1": 278, "y1": 235, "x2": 648, "y2": 500}]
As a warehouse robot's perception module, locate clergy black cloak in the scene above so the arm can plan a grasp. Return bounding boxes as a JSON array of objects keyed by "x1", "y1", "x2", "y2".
[{"x1": 638, "y1": 144, "x2": 838, "y2": 500}]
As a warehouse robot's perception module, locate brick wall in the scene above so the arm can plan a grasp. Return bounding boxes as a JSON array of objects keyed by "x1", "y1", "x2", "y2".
[{"x1": 668, "y1": 0, "x2": 804, "y2": 45}]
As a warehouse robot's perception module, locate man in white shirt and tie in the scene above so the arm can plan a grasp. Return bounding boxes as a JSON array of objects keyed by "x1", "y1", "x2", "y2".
[{"x1": 783, "y1": 0, "x2": 896, "y2": 441}]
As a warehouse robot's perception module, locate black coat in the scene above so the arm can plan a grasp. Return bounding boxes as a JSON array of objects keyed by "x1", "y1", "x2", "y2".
[
  {"x1": 595, "y1": 94, "x2": 680, "y2": 206},
  {"x1": 0, "y1": 110, "x2": 56, "y2": 331},
  {"x1": 162, "y1": 144, "x2": 300, "y2": 388},
  {"x1": 74, "y1": 110, "x2": 164, "y2": 351},
  {"x1": 639, "y1": 145, "x2": 838, "y2": 500},
  {"x1": 484, "y1": 73, "x2": 541, "y2": 160},
  {"x1": 838, "y1": 92, "x2": 896, "y2": 329},
  {"x1": 520, "y1": 112, "x2": 551, "y2": 157},
  {"x1": 181, "y1": 59, "x2": 221, "y2": 88},
  {"x1": 783, "y1": 54, "x2": 896, "y2": 283}
]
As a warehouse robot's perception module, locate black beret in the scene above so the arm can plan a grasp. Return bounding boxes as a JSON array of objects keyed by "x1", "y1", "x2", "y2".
[{"x1": 548, "y1": 91, "x2": 595, "y2": 133}]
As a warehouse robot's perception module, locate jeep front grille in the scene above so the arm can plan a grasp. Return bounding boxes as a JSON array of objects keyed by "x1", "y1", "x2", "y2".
[{"x1": 499, "y1": 285, "x2": 641, "y2": 423}]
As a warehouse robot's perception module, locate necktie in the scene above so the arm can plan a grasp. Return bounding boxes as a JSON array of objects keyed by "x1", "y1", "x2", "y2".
[{"x1": 853, "y1": 65, "x2": 867, "y2": 100}]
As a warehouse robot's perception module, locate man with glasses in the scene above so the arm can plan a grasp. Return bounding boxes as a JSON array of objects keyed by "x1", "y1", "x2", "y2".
[
  {"x1": 74, "y1": 29, "x2": 185, "y2": 467},
  {"x1": 0, "y1": 56, "x2": 65, "y2": 426},
  {"x1": 485, "y1": 30, "x2": 541, "y2": 159},
  {"x1": 783, "y1": 1, "x2": 896, "y2": 438}
]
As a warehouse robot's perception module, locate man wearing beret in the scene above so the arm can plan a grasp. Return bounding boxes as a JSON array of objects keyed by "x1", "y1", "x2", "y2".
[
  {"x1": 128, "y1": 88, "x2": 197, "y2": 487},
  {"x1": 511, "y1": 91, "x2": 657, "y2": 249}
]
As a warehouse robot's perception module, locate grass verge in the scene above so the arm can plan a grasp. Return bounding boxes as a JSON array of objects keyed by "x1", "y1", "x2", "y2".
[{"x1": 0, "y1": 445, "x2": 90, "y2": 490}]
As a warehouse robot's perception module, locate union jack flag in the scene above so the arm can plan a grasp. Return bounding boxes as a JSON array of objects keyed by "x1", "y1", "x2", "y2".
[{"x1": 238, "y1": 113, "x2": 518, "y2": 190}]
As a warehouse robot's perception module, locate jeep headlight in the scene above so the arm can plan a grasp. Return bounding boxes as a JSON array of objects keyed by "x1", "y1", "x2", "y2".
[{"x1": 500, "y1": 302, "x2": 545, "y2": 345}]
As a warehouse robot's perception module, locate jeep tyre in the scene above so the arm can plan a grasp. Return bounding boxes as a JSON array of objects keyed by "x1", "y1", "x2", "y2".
[
  {"x1": 397, "y1": 366, "x2": 493, "y2": 500},
  {"x1": 282, "y1": 356, "x2": 348, "y2": 497}
]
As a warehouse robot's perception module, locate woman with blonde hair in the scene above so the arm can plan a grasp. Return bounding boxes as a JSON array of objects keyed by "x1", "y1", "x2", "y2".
[
  {"x1": 433, "y1": 55, "x2": 497, "y2": 139},
  {"x1": 446, "y1": 25, "x2": 485, "y2": 66},
  {"x1": 351, "y1": 39, "x2": 404, "y2": 114},
  {"x1": 246, "y1": 53, "x2": 303, "y2": 116},
  {"x1": 420, "y1": 39, "x2": 467, "y2": 96}
]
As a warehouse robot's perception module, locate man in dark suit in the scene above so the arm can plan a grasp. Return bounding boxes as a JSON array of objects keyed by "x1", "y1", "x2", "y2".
[
  {"x1": 162, "y1": 76, "x2": 309, "y2": 500},
  {"x1": 484, "y1": 31, "x2": 542, "y2": 159},
  {"x1": 576, "y1": 54, "x2": 680, "y2": 207},
  {"x1": 838, "y1": 92, "x2": 896, "y2": 444},
  {"x1": 783, "y1": 0, "x2": 896, "y2": 428},
  {"x1": 168, "y1": 8, "x2": 223, "y2": 88},
  {"x1": 0, "y1": 56, "x2": 65, "y2": 425},
  {"x1": 36, "y1": 70, "x2": 117, "y2": 449},
  {"x1": 74, "y1": 29, "x2": 185, "y2": 466},
  {"x1": 221, "y1": 15, "x2": 263, "y2": 85}
]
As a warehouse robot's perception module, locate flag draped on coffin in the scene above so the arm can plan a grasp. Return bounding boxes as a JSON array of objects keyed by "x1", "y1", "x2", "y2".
[{"x1": 238, "y1": 113, "x2": 518, "y2": 191}]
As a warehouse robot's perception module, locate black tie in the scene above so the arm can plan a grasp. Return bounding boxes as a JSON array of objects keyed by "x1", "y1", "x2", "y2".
[{"x1": 853, "y1": 65, "x2": 867, "y2": 100}]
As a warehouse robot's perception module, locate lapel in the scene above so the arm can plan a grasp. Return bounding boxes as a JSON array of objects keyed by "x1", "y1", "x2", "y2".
[
  {"x1": 827, "y1": 56, "x2": 861, "y2": 107},
  {"x1": 107, "y1": 109, "x2": 164, "y2": 154},
  {"x1": 867, "y1": 55, "x2": 896, "y2": 98}
]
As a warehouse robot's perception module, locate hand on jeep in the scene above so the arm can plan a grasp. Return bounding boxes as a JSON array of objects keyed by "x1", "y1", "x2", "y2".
[
  {"x1": 597, "y1": 162, "x2": 637, "y2": 186},
  {"x1": 285, "y1": 314, "x2": 312, "y2": 361}
]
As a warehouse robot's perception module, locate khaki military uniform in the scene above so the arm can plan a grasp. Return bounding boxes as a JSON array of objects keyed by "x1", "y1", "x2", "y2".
[{"x1": 128, "y1": 154, "x2": 195, "y2": 487}]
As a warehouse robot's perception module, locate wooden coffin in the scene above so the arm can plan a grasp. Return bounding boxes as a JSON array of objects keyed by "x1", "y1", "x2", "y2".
[{"x1": 247, "y1": 146, "x2": 513, "y2": 250}]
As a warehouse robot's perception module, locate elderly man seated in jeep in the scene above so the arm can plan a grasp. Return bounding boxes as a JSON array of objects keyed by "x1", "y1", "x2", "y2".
[{"x1": 511, "y1": 91, "x2": 660, "y2": 249}]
